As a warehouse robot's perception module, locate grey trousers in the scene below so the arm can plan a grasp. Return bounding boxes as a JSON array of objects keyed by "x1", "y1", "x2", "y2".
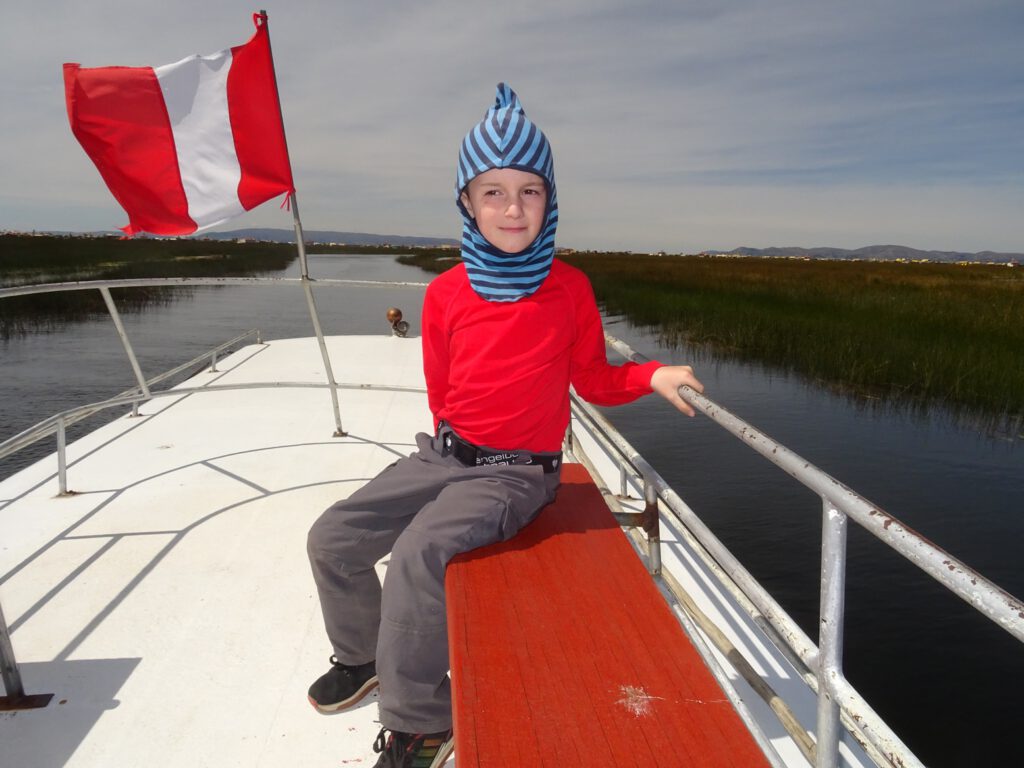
[{"x1": 307, "y1": 429, "x2": 560, "y2": 733}]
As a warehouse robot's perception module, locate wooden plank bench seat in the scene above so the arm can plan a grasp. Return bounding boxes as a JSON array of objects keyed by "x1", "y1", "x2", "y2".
[{"x1": 446, "y1": 462, "x2": 772, "y2": 767}]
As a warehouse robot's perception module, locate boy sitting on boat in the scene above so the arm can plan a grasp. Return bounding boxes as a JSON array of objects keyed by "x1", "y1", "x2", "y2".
[{"x1": 306, "y1": 83, "x2": 704, "y2": 768}]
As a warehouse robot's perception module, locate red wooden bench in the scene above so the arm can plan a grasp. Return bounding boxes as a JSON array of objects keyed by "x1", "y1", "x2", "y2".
[{"x1": 446, "y1": 462, "x2": 772, "y2": 767}]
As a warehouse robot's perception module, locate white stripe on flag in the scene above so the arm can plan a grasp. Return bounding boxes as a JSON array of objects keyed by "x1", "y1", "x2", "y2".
[{"x1": 155, "y1": 50, "x2": 244, "y2": 231}]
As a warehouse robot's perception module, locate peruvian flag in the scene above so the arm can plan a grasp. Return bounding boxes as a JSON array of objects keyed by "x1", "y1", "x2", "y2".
[{"x1": 63, "y1": 13, "x2": 294, "y2": 236}]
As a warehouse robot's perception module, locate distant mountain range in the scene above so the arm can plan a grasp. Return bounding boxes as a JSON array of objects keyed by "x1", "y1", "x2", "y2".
[
  {"x1": 706, "y1": 245, "x2": 1021, "y2": 264},
  {"x1": 19, "y1": 229, "x2": 1021, "y2": 263},
  {"x1": 212, "y1": 231, "x2": 1019, "y2": 263},
  {"x1": 205, "y1": 228, "x2": 459, "y2": 248}
]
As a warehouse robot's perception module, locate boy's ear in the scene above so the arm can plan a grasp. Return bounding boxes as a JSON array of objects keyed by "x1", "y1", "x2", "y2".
[{"x1": 459, "y1": 190, "x2": 474, "y2": 218}]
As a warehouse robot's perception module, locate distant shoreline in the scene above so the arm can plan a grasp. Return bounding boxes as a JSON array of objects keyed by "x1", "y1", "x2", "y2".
[
  {"x1": 0, "y1": 233, "x2": 295, "y2": 337},
  {"x1": 5, "y1": 229, "x2": 1020, "y2": 265}
]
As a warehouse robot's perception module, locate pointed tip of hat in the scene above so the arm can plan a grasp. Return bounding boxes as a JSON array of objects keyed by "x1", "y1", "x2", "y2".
[{"x1": 494, "y1": 82, "x2": 522, "y2": 112}]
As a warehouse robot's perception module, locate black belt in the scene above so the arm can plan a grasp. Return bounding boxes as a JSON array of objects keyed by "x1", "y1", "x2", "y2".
[{"x1": 438, "y1": 427, "x2": 562, "y2": 474}]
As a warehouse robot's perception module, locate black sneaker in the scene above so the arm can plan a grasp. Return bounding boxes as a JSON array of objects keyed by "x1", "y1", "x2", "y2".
[
  {"x1": 307, "y1": 656, "x2": 379, "y2": 713},
  {"x1": 372, "y1": 727, "x2": 454, "y2": 768}
]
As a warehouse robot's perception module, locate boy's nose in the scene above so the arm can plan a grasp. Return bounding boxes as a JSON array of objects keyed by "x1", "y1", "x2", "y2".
[{"x1": 505, "y1": 202, "x2": 524, "y2": 217}]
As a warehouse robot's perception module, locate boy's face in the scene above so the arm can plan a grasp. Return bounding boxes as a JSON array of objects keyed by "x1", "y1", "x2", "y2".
[{"x1": 460, "y1": 168, "x2": 547, "y2": 254}]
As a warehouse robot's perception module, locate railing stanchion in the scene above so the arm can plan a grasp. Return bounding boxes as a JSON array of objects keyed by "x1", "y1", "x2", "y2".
[
  {"x1": 0, "y1": 599, "x2": 54, "y2": 711},
  {"x1": 816, "y1": 496, "x2": 847, "y2": 768},
  {"x1": 643, "y1": 479, "x2": 661, "y2": 576},
  {"x1": 0, "y1": 601, "x2": 25, "y2": 700},
  {"x1": 56, "y1": 416, "x2": 68, "y2": 495},
  {"x1": 99, "y1": 286, "x2": 150, "y2": 402}
]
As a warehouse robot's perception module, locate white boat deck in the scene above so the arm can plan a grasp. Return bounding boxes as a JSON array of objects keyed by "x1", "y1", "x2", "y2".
[
  {"x1": 1, "y1": 334, "x2": 876, "y2": 767},
  {"x1": 1, "y1": 336, "x2": 439, "y2": 767}
]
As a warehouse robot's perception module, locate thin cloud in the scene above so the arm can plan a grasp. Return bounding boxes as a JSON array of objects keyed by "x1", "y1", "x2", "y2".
[{"x1": 2, "y1": 0, "x2": 1021, "y2": 252}]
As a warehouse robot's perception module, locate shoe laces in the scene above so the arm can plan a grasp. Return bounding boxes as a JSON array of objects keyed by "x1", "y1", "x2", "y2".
[
  {"x1": 328, "y1": 655, "x2": 359, "y2": 679},
  {"x1": 372, "y1": 727, "x2": 451, "y2": 765},
  {"x1": 373, "y1": 727, "x2": 392, "y2": 756}
]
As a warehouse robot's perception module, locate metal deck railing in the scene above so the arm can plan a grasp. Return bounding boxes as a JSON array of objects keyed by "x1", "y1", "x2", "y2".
[
  {"x1": 3, "y1": 277, "x2": 1022, "y2": 768},
  {"x1": 565, "y1": 333, "x2": 1024, "y2": 768},
  {"x1": 0, "y1": 276, "x2": 427, "y2": 712}
]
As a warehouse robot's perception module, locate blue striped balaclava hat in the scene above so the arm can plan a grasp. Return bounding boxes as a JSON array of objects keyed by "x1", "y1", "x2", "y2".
[{"x1": 456, "y1": 83, "x2": 558, "y2": 302}]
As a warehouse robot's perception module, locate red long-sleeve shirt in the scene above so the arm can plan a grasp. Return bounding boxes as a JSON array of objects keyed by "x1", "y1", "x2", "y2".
[{"x1": 421, "y1": 259, "x2": 662, "y2": 453}]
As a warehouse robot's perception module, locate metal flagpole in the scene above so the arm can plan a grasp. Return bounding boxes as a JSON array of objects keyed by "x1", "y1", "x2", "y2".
[
  {"x1": 259, "y1": 10, "x2": 345, "y2": 436},
  {"x1": 291, "y1": 192, "x2": 346, "y2": 436}
]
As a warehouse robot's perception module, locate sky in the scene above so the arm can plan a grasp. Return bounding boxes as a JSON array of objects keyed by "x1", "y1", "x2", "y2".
[{"x1": 2, "y1": 0, "x2": 1022, "y2": 254}]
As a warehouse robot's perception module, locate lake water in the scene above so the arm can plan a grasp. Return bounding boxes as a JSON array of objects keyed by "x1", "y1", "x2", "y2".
[{"x1": 2, "y1": 254, "x2": 1021, "y2": 767}]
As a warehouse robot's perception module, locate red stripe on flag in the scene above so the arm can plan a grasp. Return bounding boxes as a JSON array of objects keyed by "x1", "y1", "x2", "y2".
[
  {"x1": 63, "y1": 63, "x2": 195, "y2": 236},
  {"x1": 228, "y1": 22, "x2": 294, "y2": 211}
]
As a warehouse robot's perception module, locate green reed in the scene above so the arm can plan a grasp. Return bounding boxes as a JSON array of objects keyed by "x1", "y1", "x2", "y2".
[
  {"x1": 1, "y1": 234, "x2": 296, "y2": 337},
  {"x1": 565, "y1": 253, "x2": 1024, "y2": 420},
  {"x1": 398, "y1": 251, "x2": 1024, "y2": 422}
]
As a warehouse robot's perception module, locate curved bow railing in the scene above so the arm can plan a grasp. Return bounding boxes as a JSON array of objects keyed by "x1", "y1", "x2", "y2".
[{"x1": 581, "y1": 333, "x2": 1023, "y2": 768}]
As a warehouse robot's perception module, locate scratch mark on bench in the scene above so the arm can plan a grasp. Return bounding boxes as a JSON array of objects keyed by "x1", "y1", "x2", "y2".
[{"x1": 616, "y1": 685, "x2": 665, "y2": 717}]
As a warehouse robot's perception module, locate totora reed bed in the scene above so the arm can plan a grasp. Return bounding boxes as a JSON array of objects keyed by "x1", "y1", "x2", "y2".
[{"x1": 399, "y1": 250, "x2": 1024, "y2": 431}]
